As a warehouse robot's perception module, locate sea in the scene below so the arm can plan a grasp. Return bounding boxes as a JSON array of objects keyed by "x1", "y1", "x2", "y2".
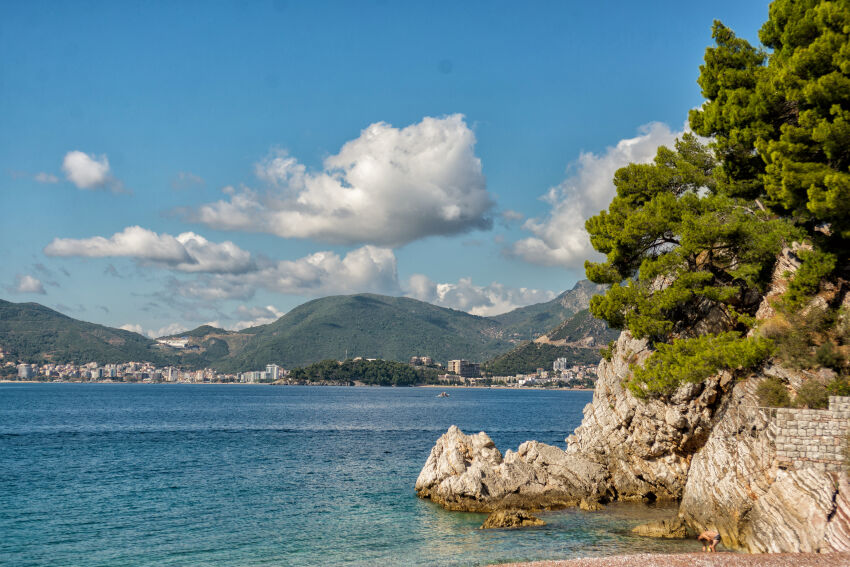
[{"x1": 0, "y1": 383, "x2": 698, "y2": 566}]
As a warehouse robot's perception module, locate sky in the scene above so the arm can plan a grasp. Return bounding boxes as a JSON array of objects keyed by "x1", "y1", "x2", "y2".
[{"x1": 0, "y1": 0, "x2": 772, "y2": 337}]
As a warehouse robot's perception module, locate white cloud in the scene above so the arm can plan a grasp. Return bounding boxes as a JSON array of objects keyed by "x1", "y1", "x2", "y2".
[
  {"x1": 191, "y1": 114, "x2": 494, "y2": 246},
  {"x1": 230, "y1": 305, "x2": 284, "y2": 329},
  {"x1": 120, "y1": 322, "x2": 187, "y2": 339},
  {"x1": 119, "y1": 323, "x2": 146, "y2": 335},
  {"x1": 44, "y1": 226, "x2": 254, "y2": 274},
  {"x1": 180, "y1": 245, "x2": 400, "y2": 300},
  {"x1": 405, "y1": 275, "x2": 555, "y2": 316},
  {"x1": 34, "y1": 172, "x2": 59, "y2": 183},
  {"x1": 9, "y1": 274, "x2": 46, "y2": 295},
  {"x1": 509, "y1": 122, "x2": 683, "y2": 268},
  {"x1": 61, "y1": 150, "x2": 126, "y2": 192}
]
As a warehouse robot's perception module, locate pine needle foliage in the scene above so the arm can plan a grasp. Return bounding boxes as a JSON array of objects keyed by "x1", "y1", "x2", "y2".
[{"x1": 585, "y1": 1, "x2": 850, "y2": 397}]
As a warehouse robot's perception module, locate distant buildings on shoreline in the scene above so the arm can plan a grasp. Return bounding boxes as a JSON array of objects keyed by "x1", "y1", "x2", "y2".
[{"x1": 6, "y1": 354, "x2": 598, "y2": 389}]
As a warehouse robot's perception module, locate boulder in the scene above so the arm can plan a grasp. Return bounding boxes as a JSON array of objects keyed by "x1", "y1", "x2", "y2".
[
  {"x1": 480, "y1": 509, "x2": 545, "y2": 529},
  {"x1": 579, "y1": 498, "x2": 603, "y2": 511},
  {"x1": 414, "y1": 426, "x2": 607, "y2": 512},
  {"x1": 631, "y1": 516, "x2": 689, "y2": 539}
]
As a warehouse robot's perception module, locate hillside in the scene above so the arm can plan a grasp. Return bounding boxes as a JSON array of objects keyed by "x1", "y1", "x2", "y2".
[
  {"x1": 0, "y1": 279, "x2": 608, "y2": 370},
  {"x1": 213, "y1": 294, "x2": 515, "y2": 372},
  {"x1": 484, "y1": 309, "x2": 618, "y2": 376},
  {"x1": 0, "y1": 300, "x2": 169, "y2": 365},
  {"x1": 490, "y1": 280, "x2": 607, "y2": 338}
]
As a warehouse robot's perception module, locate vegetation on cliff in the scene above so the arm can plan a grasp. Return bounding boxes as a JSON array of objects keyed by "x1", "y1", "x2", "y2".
[{"x1": 586, "y1": 0, "x2": 850, "y2": 397}]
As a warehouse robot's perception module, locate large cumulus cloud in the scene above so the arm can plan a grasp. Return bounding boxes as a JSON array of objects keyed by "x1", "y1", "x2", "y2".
[
  {"x1": 509, "y1": 122, "x2": 683, "y2": 268},
  {"x1": 190, "y1": 114, "x2": 494, "y2": 246}
]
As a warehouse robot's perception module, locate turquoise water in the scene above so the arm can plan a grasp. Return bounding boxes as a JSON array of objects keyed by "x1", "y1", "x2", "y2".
[{"x1": 1, "y1": 384, "x2": 696, "y2": 566}]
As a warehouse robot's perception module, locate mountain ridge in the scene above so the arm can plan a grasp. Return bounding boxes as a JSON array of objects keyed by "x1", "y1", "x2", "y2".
[{"x1": 1, "y1": 280, "x2": 611, "y2": 370}]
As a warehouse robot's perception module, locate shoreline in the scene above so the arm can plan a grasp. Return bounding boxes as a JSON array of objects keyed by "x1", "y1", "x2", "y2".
[
  {"x1": 0, "y1": 379, "x2": 594, "y2": 391},
  {"x1": 495, "y1": 551, "x2": 850, "y2": 567}
]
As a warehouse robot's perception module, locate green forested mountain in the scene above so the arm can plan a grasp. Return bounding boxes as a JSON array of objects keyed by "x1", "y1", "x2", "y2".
[
  {"x1": 0, "y1": 300, "x2": 168, "y2": 364},
  {"x1": 214, "y1": 294, "x2": 514, "y2": 372},
  {"x1": 1, "y1": 279, "x2": 609, "y2": 370}
]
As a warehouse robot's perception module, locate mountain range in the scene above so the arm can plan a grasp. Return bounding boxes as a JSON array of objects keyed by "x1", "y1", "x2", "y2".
[{"x1": 0, "y1": 280, "x2": 611, "y2": 372}]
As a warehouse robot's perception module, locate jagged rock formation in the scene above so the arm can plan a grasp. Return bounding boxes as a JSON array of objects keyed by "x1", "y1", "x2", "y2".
[
  {"x1": 480, "y1": 509, "x2": 545, "y2": 529},
  {"x1": 414, "y1": 426, "x2": 607, "y2": 512},
  {"x1": 416, "y1": 249, "x2": 850, "y2": 553},
  {"x1": 564, "y1": 331, "x2": 725, "y2": 503}
]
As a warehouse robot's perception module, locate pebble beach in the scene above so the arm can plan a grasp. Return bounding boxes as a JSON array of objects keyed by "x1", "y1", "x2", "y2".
[{"x1": 498, "y1": 552, "x2": 850, "y2": 567}]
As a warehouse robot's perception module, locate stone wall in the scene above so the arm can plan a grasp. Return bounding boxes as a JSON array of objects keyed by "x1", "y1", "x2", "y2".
[{"x1": 773, "y1": 396, "x2": 850, "y2": 473}]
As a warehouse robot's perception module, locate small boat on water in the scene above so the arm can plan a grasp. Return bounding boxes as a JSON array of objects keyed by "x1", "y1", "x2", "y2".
[{"x1": 437, "y1": 391, "x2": 450, "y2": 398}]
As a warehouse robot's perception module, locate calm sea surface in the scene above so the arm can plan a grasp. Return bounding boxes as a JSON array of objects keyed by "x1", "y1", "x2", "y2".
[{"x1": 1, "y1": 384, "x2": 696, "y2": 566}]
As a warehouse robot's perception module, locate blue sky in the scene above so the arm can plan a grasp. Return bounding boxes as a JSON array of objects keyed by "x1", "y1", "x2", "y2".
[{"x1": 1, "y1": 0, "x2": 771, "y2": 336}]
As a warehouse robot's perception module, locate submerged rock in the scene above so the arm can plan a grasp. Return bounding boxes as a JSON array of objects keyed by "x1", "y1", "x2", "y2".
[
  {"x1": 480, "y1": 509, "x2": 545, "y2": 529},
  {"x1": 631, "y1": 516, "x2": 689, "y2": 539},
  {"x1": 579, "y1": 498, "x2": 603, "y2": 511}
]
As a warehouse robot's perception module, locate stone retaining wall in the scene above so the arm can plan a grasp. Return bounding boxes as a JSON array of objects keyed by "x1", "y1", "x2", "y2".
[{"x1": 774, "y1": 396, "x2": 850, "y2": 473}]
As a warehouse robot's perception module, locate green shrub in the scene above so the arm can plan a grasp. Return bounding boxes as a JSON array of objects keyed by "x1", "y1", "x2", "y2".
[
  {"x1": 827, "y1": 377, "x2": 850, "y2": 397},
  {"x1": 772, "y1": 307, "x2": 841, "y2": 371},
  {"x1": 783, "y1": 249, "x2": 836, "y2": 309},
  {"x1": 756, "y1": 378, "x2": 791, "y2": 408},
  {"x1": 794, "y1": 379, "x2": 829, "y2": 409},
  {"x1": 815, "y1": 342, "x2": 844, "y2": 370},
  {"x1": 600, "y1": 340, "x2": 615, "y2": 362},
  {"x1": 627, "y1": 332, "x2": 773, "y2": 398}
]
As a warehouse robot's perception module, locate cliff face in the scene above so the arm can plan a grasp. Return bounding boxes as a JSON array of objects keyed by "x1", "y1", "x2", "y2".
[
  {"x1": 564, "y1": 331, "x2": 725, "y2": 503},
  {"x1": 416, "y1": 249, "x2": 850, "y2": 552}
]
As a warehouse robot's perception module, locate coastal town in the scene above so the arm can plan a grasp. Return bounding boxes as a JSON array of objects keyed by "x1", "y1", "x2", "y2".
[{"x1": 3, "y1": 349, "x2": 598, "y2": 388}]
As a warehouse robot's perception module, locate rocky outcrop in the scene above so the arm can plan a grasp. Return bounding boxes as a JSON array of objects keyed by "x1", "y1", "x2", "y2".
[
  {"x1": 414, "y1": 426, "x2": 607, "y2": 512},
  {"x1": 564, "y1": 331, "x2": 725, "y2": 503},
  {"x1": 416, "y1": 246, "x2": 850, "y2": 553},
  {"x1": 480, "y1": 509, "x2": 545, "y2": 529},
  {"x1": 743, "y1": 469, "x2": 840, "y2": 552}
]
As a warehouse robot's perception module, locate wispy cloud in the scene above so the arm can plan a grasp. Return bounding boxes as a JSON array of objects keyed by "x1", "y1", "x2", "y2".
[
  {"x1": 45, "y1": 226, "x2": 255, "y2": 274},
  {"x1": 405, "y1": 275, "x2": 555, "y2": 316},
  {"x1": 119, "y1": 322, "x2": 187, "y2": 339},
  {"x1": 176, "y1": 245, "x2": 401, "y2": 300},
  {"x1": 34, "y1": 172, "x2": 59, "y2": 183},
  {"x1": 171, "y1": 171, "x2": 204, "y2": 190}
]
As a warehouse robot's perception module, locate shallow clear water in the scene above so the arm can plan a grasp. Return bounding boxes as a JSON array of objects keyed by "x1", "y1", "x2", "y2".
[{"x1": 0, "y1": 384, "x2": 697, "y2": 566}]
